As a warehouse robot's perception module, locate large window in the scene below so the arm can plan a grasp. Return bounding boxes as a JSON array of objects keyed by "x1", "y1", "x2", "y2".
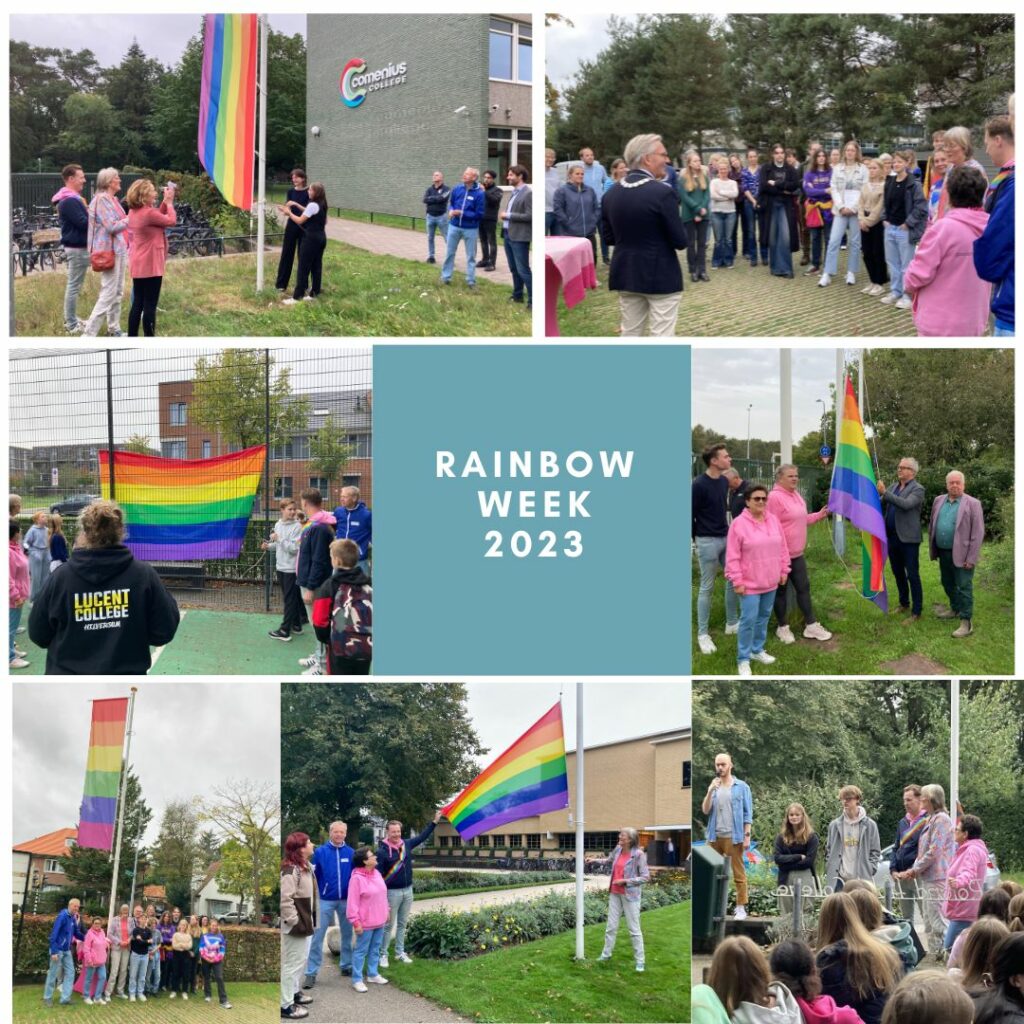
[
  {"x1": 273, "y1": 476, "x2": 293, "y2": 499},
  {"x1": 683, "y1": 760, "x2": 692, "y2": 788},
  {"x1": 346, "y1": 434, "x2": 371, "y2": 458},
  {"x1": 526, "y1": 834, "x2": 542, "y2": 850},
  {"x1": 169, "y1": 402, "x2": 187, "y2": 426},
  {"x1": 308, "y1": 476, "x2": 328, "y2": 493},
  {"x1": 488, "y1": 128, "x2": 532, "y2": 183},
  {"x1": 161, "y1": 440, "x2": 186, "y2": 460},
  {"x1": 489, "y1": 18, "x2": 531, "y2": 83},
  {"x1": 506, "y1": 833, "x2": 523, "y2": 848}
]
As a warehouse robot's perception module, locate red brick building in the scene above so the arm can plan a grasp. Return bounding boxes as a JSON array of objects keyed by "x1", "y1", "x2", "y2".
[{"x1": 12, "y1": 828, "x2": 77, "y2": 909}]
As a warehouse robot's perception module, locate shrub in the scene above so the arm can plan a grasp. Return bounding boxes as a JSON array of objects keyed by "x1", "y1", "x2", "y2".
[{"x1": 413, "y1": 870, "x2": 573, "y2": 895}]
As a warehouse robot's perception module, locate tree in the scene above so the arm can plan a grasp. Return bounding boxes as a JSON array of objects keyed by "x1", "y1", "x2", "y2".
[
  {"x1": 308, "y1": 416, "x2": 353, "y2": 501},
  {"x1": 199, "y1": 780, "x2": 279, "y2": 924},
  {"x1": 190, "y1": 349, "x2": 311, "y2": 450},
  {"x1": 149, "y1": 800, "x2": 201, "y2": 912},
  {"x1": 281, "y1": 683, "x2": 485, "y2": 838},
  {"x1": 121, "y1": 434, "x2": 156, "y2": 455},
  {"x1": 103, "y1": 41, "x2": 167, "y2": 168},
  {"x1": 51, "y1": 93, "x2": 130, "y2": 169},
  {"x1": 146, "y1": 27, "x2": 205, "y2": 172},
  {"x1": 62, "y1": 770, "x2": 152, "y2": 909},
  {"x1": 197, "y1": 829, "x2": 222, "y2": 864}
]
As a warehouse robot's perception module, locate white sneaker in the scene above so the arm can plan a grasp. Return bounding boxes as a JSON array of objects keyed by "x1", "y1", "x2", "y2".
[
  {"x1": 395, "y1": 952, "x2": 413, "y2": 964},
  {"x1": 868, "y1": 283, "x2": 885, "y2": 296},
  {"x1": 845, "y1": 271, "x2": 856, "y2": 285},
  {"x1": 880, "y1": 292, "x2": 897, "y2": 304},
  {"x1": 138, "y1": 994, "x2": 146, "y2": 1002},
  {"x1": 298, "y1": 652, "x2": 319, "y2": 667},
  {"x1": 379, "y1": 954, "x2": 389, "y2": 969},
  {"x1": 353, "y1": 981, "x2": 368, "y2": 993},
  {"x1": 182, "y1": 993, "x2": 188, "y2": 1001},
  {"x1": 737, "y1": 660, "x2": 752, "y2": 677},
  {"x1": 775, "y1": 625, "x2": 796, "y2": 645},
  {"x1": 803, "y1": 622, "x2": 833, "y2": 641},
  {"x1": 9, "y1": 658, "x2": 30, "y2": 669},
  {"x1": 301, "y1": 295, "x2": 315, "y2": 302},
  {"x1": 282, "y1": 297, "x2": 299, "y2": 305},
  {"x1": 724, "y1": 621, "x2": 739, "y2": 635},
  {"x1": 734, "y1": 905, "x2": 748, "y2": 921},
  {"x1": 818, "y1": 273, "x2": 831, "y2": 287},
  {"x1": 129, "y1": 995, "x2": 136, "y2": 1002},
  {"x1": 860, "y1": 284, "x2": 874, "y2": 294},
  {"x1": 367, "y1": 975, "x2": 390, "y2": 984},
  {"x1": 170, "y1": 992, "x2": 176, "y2": 999},
  {"x1": 302, "y1": 662, "x2": 324, "y2": 676},
  {"x1": 895, "y1": 294, "x2": 912, "y2": 310},
  {"x1": 84, "y1": 998, "x2": 93, "y2": 1005},
  {"x1": 751, "y1": 650, "x2": 776, "y2": 664},
  {"x1": 697, "y1": 634, "x2": 717, "y2": 655}
]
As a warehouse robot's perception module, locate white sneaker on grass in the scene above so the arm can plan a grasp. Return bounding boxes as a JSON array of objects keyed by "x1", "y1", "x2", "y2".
[
  {"x1": 395, "y1": 952, "x2": 413, "y2": 964},
  {"x1": 868, "y1": 283, "x2": 885, "y2": 296},
  {"x1": 724, "y1": 621, "x2": 739, "y2": 635},
  {"x1": 697, "y1": 634, "x2": 717, "y2": 655},
  {"x1": 775, "y1": 625, "x2": 795, "y2": 644},
  {"x1": 737, "y1": 660, "x2": 752, "y2": 677},
  {"x1": 803, "y1": 622, "x2": 833, "y2": 641},
  {"x1": 138, "y1": 994, "x2": 146, "y2": 1002},
  {"x1": 751, "y1": 650, "x2": 776, "y2": 664},
  {"x1": 895, "y1": 294, "x2": 912, "y2": 310},
  {"x1": 379, "y1": 954, "x2": 389, "y2": 969},
  {"x1": 734, "y1": 905, "x2": 748, "y2": 921},
  {"x1": 846, "y1": 272, "x2": 856, "y2": 285}
]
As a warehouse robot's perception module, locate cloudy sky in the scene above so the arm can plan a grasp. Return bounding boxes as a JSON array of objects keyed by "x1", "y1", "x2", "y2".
[
  {"x1": 10, "y1": 14, "x2": 306, "y2": 67},
  {"x1": 546, "y1": 13, "x2": 625, "y2": 93},
  {"x1": 693, "y1": 347, "x2": 852, "y2": 441},
  {"x1": 13, "y1": 683, "x2": 279, "y2": 847}
]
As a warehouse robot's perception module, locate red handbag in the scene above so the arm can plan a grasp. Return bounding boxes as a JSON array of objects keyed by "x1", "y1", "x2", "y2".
[{"x1": 90, "y1": 249, "x2": 115, "y2": 272}]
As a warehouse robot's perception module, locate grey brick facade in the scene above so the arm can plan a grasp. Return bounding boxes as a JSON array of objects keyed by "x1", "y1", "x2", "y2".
[{"x1": 306, "y1": 14, "x2": 529, "y2": 218}]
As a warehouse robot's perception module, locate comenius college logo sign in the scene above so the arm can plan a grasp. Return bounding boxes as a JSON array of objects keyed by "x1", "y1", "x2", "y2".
[{"x1": 340, "y1": 57, "x2": 408, "y2": 108}]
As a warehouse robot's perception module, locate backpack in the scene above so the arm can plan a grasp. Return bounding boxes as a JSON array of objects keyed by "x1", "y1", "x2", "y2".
[{"x1": 331, "y1": 580, "x2": 372, "y2": 661}]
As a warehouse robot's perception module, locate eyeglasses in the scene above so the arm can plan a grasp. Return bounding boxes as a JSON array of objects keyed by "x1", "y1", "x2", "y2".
[{"x1": 749, "y1": 496, "x2": 767, "y2": 503}]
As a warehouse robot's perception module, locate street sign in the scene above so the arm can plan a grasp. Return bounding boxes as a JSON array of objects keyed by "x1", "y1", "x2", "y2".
[{"x1": 819, "y1": 445, "x2": 832, "y2": 458}]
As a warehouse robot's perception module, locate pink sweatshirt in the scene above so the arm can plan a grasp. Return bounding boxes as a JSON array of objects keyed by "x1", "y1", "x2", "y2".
[
  {"x1": 83, "y1": 927, "x2": 111, "y2": 967},
  {"x1": 904, "y1": 207, "x2": 991, "y2": 336},
  {"x1": 725, "y1": 510, "x2": 791, "y2": 595},
  {"x1": 942, "y1": 837, "x2": 990, "y2": 921},
  {"x1": 9, "y1": 541, "x2": 29, "y2": 604},
  {"x1": 765, "y1": 485, "x2": 828, "y2": 557},
  {"x1": 797, "y1": 995, "x2": 866, "y2": 1024},
  {"x1": 346, "y1": 868, "x2": 389, "y2": 930}
]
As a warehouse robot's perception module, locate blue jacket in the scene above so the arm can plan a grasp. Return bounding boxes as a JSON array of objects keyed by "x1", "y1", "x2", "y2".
[
  {"x1": 296, "y1": 514, "x2": 336, "y2": 590},
  {"x1": 376, "y1": 822, "x2": 436, "y2": 890},
  {"x1": 58, "y1": 195, "x2": 89, "y2": 248},
  {"x1": 891, "y1": 810, "x2": 928, "y2": 874},
  {"x1": 332, "y1": 503, "x2": 372, "y2": 560},
  {"x1": 311, "y1": 840, "x2": 354, "y2": 901},
  {"x1": 974, "y1": 169, "x2": 1014, "y2": 328},
  {"x1": 553, "y1": 183, "x2": 600, "y2": 238},
  {"x1": 706, "y1": 778, "x2": 753, "y2": 844},
  {"x1": 447, "y1": 183, "x2": 485, "y2": 230},
  {"x1": 49, "y1": 908, "x2": 85, "y2": 954}
]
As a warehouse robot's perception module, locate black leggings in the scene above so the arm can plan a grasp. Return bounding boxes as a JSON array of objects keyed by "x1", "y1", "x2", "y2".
[
  {"x1": 128, "y1": 276, "x2": 163, "y2": 337},
  {"x1": 293, "y1": 233, "x2": 327, "y2": 300},
  {"x1": 479, "y1": 221, "x2": 497, "y2": 265},
  {"x1": 773, "y1": 554, "x2": 816, "y2": 627}
]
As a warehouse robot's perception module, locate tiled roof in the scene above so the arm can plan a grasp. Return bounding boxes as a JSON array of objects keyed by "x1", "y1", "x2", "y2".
[{"x1": 13, "y1": 827, "x2": 76, "y2": 857}]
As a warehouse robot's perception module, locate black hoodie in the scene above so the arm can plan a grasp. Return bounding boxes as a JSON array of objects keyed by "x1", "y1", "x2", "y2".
[{"x1": 28, "y1": 546, "x2": 181, "y2": 675}]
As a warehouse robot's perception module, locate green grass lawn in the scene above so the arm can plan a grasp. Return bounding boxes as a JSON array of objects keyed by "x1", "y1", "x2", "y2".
[
  {"x1": 1002, "y1": 870, "x2": 1024, "y2": 888},
  {"x1": 416, "y1": 880, "x2": 575, "y2": 901},
  {"x1": 692, "y1": 524, "x2": 1013, "y2": 675},
  {"x1": 13, "y1": 243, "x2": 526, "y2": 337},
  {"x1": 13, "y1": 982, "x2": 276, "y2": 1023},
  {"x1": 386, "y1": 901, "x2": 690, "y2": 1024}
]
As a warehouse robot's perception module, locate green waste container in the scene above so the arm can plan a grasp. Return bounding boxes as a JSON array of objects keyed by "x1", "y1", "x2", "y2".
[{"x1": 693, "y1": 842, "x2": 727, "y2": 945}]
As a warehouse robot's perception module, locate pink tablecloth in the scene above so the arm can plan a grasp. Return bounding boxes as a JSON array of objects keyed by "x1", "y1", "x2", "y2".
[{"x1": 545, "y1": 236, "x2": 598, "y2": 336}]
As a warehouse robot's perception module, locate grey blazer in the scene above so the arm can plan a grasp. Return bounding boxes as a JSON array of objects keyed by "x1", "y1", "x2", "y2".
[
  {"x1": 504, "y1": 186, "x2": 532, "y2": 243},
  {"x1": 929, "y1": 492, "x2": 984, "y2": 567},
  {"x1": 879, "y1": 478, "x2": 925, "y2": 543}
]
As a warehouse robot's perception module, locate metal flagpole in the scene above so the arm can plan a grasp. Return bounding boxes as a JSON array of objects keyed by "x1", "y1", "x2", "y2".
[
  {"x1": 950, "y1": 681, "x2": 960, "y2": 822},
  {"x1": 574, "y1": 682, "x2": 585, "y2": 960},
  {"x1": 833, "y1": 348, "x2": 845, "y2": 556},
  {"x1": 255, "y1": 13, "x2": 268, "y2": 291},
  {"x1": 106, "y1": 687, "x2": 138, "y2": 925},
  {"x1": 780, "y1": 349, "x2": 793, "y2": 465}
]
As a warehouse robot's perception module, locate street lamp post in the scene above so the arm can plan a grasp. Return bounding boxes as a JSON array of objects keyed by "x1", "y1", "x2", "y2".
[
  {"x1": 816, "y1": 398, "x2": 827, "y2": 449},
  {"x1": 746, "y1": 404, "x2": 753, "y2": 461}
]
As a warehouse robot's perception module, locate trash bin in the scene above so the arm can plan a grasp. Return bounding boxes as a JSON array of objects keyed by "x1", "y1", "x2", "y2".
[{"x1": 693, "y1": 842, "x2": 727, "y2": 945}]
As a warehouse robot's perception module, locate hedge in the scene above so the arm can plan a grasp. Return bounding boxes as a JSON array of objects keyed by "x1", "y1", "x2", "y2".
[
  {"x1": 12, "y1": 915, "x2": 278, "y2": 982},
  {"x1": 414, "y1": 870, "x2": 573, "y2": 894},
  {"x1": 405, "y1": 882, "x2": 690, "y2": 960}
]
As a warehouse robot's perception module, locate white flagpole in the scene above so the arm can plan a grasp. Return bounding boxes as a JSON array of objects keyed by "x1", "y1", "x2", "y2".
[
  {"x1": 574, "y1": 682, "x2": 585, "y2": 960},
  {"x1": 255, "y1": 14, "x2": 268, "y2": 292},
  {"x1": 106, "y1": 687, "x2": 138, "y2": 925},
  {"x1": 833, "y1": 348, "x2": 845, "y2": 556},
  {"x1": 950, "y1": 681, "x2": 960, "y2": 821}
]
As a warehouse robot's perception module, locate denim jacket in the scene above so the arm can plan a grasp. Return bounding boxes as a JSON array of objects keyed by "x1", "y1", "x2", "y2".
[{"x1": 706, "y1": 778, "x2": 753, "y2": 844}]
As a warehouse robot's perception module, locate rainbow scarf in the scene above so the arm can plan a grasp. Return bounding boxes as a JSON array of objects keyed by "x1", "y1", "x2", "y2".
[
  {"x1": 99, "y1": 445, "x2": 266, "y2": 560},
  {"x1": 78, "y1": 697, "x2": 128, "y2": 851},
  {"x1": 828, "y1": 376, "x2": 888, "y2": 611},
  {"x1": 984, "y1": 161, "x2": 1014, "y2": 213},
  {"x1": 899, "y1": 811, "x2": 928, "y2": 848},
  {"x1": 443, "y1": 703, "x2": 569, "y2": 841},
  {"x1": 382, "y1": 842, "x2": 408, "y2": 882},
  {"x1": 198, "y1": 14, "x2": 258, "y2": 211}
]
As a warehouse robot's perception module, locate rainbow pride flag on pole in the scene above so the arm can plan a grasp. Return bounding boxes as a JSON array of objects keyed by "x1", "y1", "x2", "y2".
[
  {"x1": 443, "y1": 703, "x2": 569, "y2": 841},
  {"x1": 828, "y1": 376, "x2": 888, "y2": 611},
  {"x1": 78, "y1": 698, "x2": 129, "y2": 851},
  {"x1": 99, "y1": 445, "x2": 266, "y2": 561},
  {"x1": 198, "y1": 13, "x2": 258, "y2": 210}
]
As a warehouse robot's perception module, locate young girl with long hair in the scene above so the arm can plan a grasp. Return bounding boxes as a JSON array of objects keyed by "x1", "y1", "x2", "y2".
[
  {"x1": 770, "y1": 939, "x2": 866, "y2": 1023},
  {"x1": 707, "y1": 935, "x2": 802, "y2": 1023},
  {"x1": 774, "y1": 803, "x2": 818, "y2": 923}
]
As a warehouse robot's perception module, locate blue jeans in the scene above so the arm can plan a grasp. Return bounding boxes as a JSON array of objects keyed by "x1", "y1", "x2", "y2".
[
  {"x1": 884, "y1": 224, "x2": 916, "y2": 298},
  {"x1": 741, "y1": 200, "x2": 758, "y2": 262},
  {"x1": 441, "y1": 224, "x2": 479, "y2": 285},
  {"x1": 993, "y1": 321, "x2": 1014, "y2": 337},
  {"x1": 824, "y1": 212, "x2": 862, "y2": 276},
  {"x1": 9, "y1": 604, "x2": 22, "y2": 662},
  {"x1": 351, "y1": 926, "x2": 385, "y2": 984},
  {"x1": 63, "y1": 248, "x2": 91, "y2": 330},
  {"x1": 809, "y1": 226, "x2": 825, "y2": 268},
  {"x1": 887, "y1": 537, "x2": 922, "y2": 615},
  {"x1": 306, "y1": 897, "x2": 353, "y2": 975},
  {"x1": 425, "y1": 214, "x2": 447, "y2": 260},
  {"x1": 944, "y1": 918, "x2": 972, "y2": 949},
  {"x1": 695, "y1": 536, "x2": 738, "y2": 636},
  {"x1": 768, "y1": 203, "x2": 792, "y2": 275},
  {"x1": 44, "y1": 950, "x2": 75, "y2": 1003},
  {"x1": 504, "y1": 235, "x2": 532, "y2": 305},
  {"x1": 128, "y1": 952, "x2": 149, "y2": 996},
  {"x1": 84, "y1": 964, "x2": 107, "y2": 999},
  {"x1": 738, "y1": 590, "x2": 776, "y2": 664},
  {"x1": 145, "y1": 951, "x2": 160, "y2": 992},
  {"x1": 711, "y1": 211, "x2": 736, "y2": 267}
]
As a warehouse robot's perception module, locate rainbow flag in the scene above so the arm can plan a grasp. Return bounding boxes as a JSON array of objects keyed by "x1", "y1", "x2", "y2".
[
  {"x1": 99, "y1": 445, "x2": 266, "y2": 561},
  {"x1": 78, "y1": 698, "x2": 129, "y2": 851},
  {"x1": 828, "y1": 376, "x2": 888, "y2": 611},
  {"x1": 198, "y1": 14, "x2": 258, "y2": 211},
  {"x1": 443, "y1": 703, "x2": 569, "y2": 841}
]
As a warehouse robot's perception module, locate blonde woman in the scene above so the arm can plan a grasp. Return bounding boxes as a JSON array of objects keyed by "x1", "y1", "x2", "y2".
[
  {"x1": 858, "y1": 159, "x2": 889, "y2": 295},
  {"x1": 774, "y1": 803, "x2": 818, "y2": 923},
  {"x1": 83, "y1": 167, "x2": 129, "y2": 336},
  {"x1": 125, "y1": 178, "x2": 176, "y2": 337},
  {"x1": 709, "y1": 157, "x2": 739, "y2": 268},
  {"x1": 819, "y1": 140, "x2": 868, "y2": 288},
  {"x1": 679, "y1": 151, "x2": 710, "y2": 282}
]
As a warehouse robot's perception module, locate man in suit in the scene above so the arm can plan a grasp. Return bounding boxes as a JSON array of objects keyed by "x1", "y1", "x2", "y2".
[
  {"x1": 601, "y1": 133, "x2": 688, "y2": 337},
  {"x1": 500, "y1": 163, "x2": 532, "y2": 309},
  {"x1": 928, "y1": 470, "x2": 984, "y2": 637},
  {"x1": 878, "y1": 456, "x2": 927, "y2": 621}
]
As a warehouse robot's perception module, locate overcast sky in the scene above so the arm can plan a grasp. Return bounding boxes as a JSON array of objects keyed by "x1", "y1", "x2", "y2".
[
  {"x1": 693, "y1": 347, "x2": 851, "y2": 441},
  {"x1": 13, "y1": 683, "x2": 279, "y2": 848},
  {"x1": 546, "y1": 13, "x2": 626, "y2": 94},
  {"x1": 10, "y1": 14, "x2": 306, "y2": 67}
]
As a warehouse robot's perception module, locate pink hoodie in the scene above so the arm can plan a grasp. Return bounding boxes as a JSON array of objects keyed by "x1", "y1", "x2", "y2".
[
  {"x1": 9, "y1": 541, "x2": 29, "y2": 604},
  {"x1": 904, "y1": 207, "x2": 991, "y2": 336},
  {"x1": 765, "y1": 485, "x2": 828, "y2": 557},
  {"x1": 725, "y1": 509, "x2": 791, "y2": 595},
  {"x1": 346, "y1": 867, "x2": 389, "y2": 930},
  {"x1": 797, "y1": 995, "x2": 866, "y2": 1024},
  {"x1": 82, "y1": 926, "x2": 111, "y2": 967},
  {"x1": 942, "y1": 836, "x2": 990, "y2": 921}
]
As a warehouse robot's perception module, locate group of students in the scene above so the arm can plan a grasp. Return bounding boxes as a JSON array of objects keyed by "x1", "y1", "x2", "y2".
[{"x1": 44, "y1": 900, "x2": 231, "y2": 1008}]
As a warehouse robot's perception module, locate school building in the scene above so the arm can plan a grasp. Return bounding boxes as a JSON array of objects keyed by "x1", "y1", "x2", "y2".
[
  {"x1": 423, "y1": 727, "x2": 692, "y2": 868},
  {"x1": 305, "y1": 14, "x2": 533, "y2": 219}
]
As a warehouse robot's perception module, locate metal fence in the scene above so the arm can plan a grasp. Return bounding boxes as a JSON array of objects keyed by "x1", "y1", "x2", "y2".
[
  {"x1": 11, "y1": 172, "x2": 148, "y2": 214},
  {"x1": 690, "y1": 455, "x2": 829, "y2": 508},
  {"x1": 9, "y1": 347, "x2": 372, "y2": 612}
]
